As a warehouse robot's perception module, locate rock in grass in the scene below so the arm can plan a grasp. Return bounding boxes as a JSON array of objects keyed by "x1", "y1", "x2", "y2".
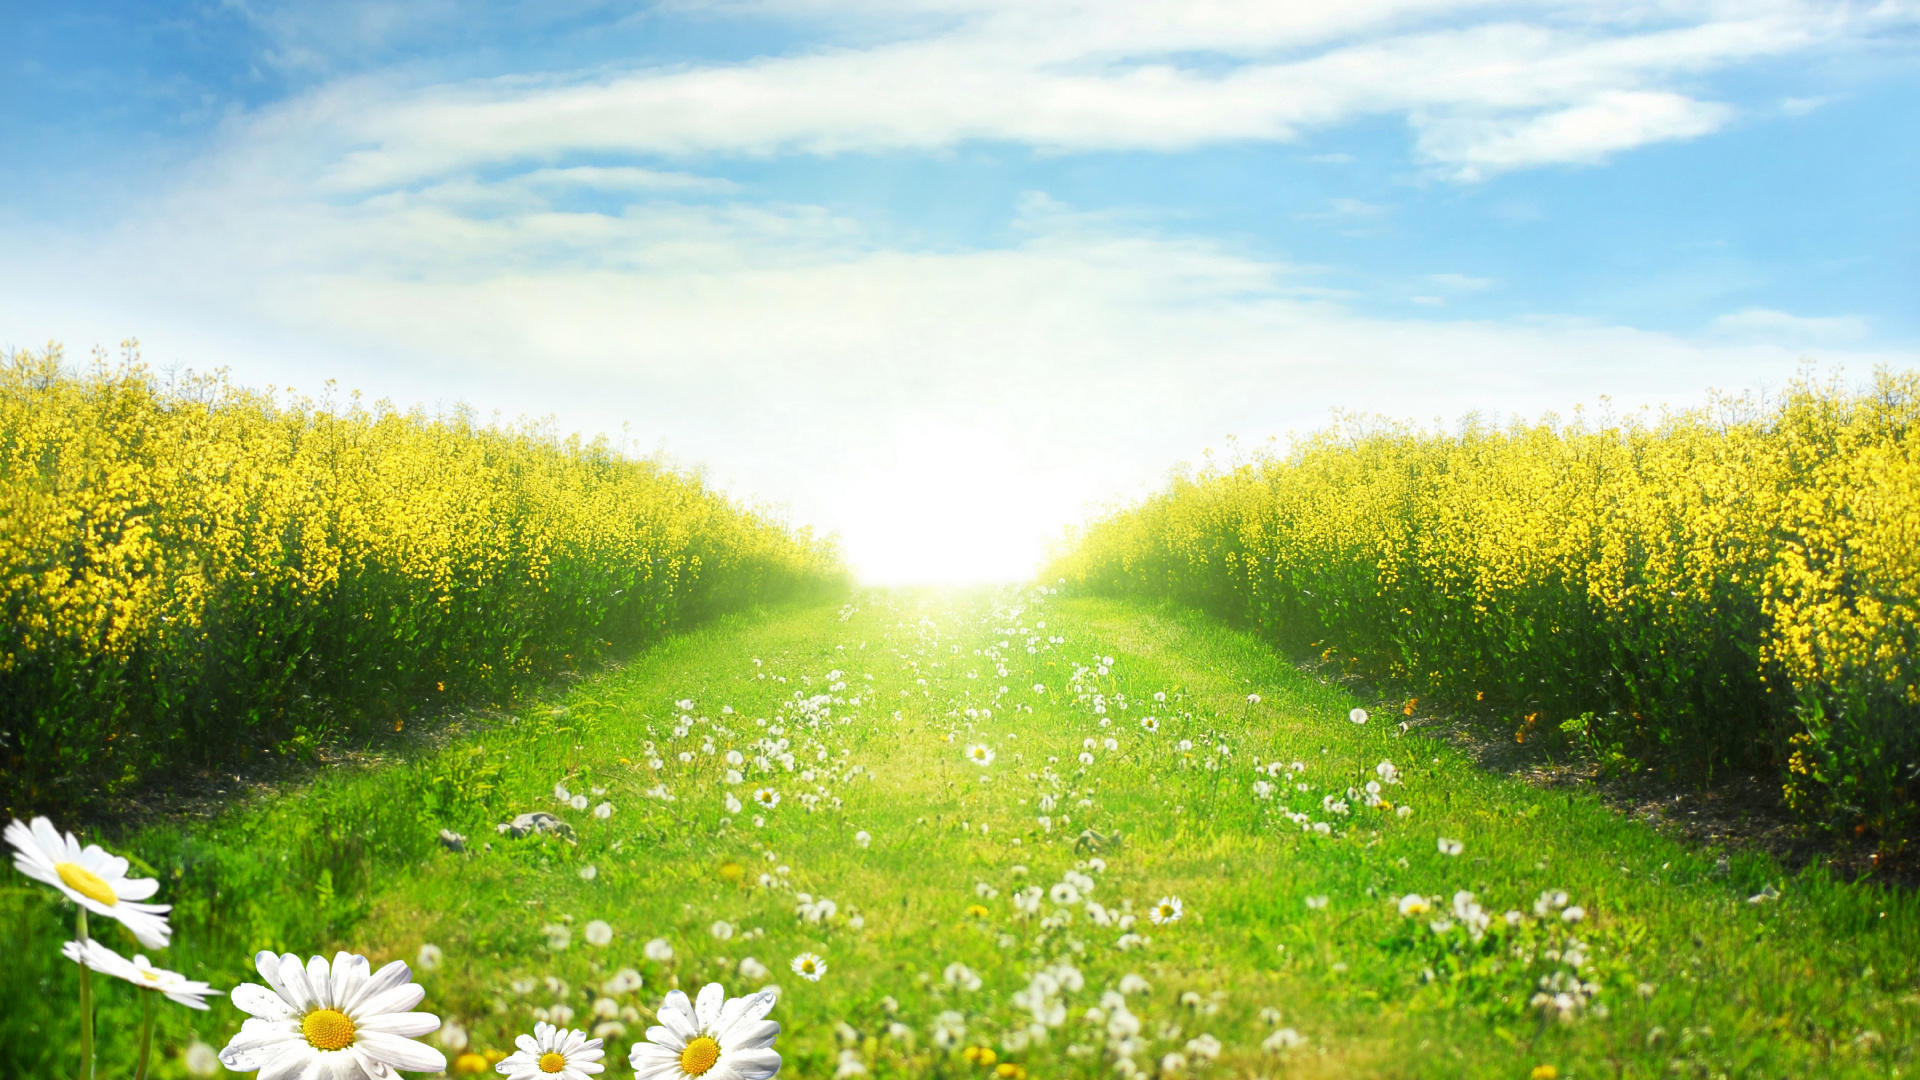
[
  {"x1": 438, "y1": 829, "x2": 467, "y2": 853},
  {"x1": 499, "y1": 812, "x2": 575, "y2": 840}
]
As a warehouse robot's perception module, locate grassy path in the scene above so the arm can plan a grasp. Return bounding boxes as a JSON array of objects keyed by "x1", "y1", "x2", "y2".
[{"x1": 7, "y1": 590, "x2": 1917, "y2": 1079}]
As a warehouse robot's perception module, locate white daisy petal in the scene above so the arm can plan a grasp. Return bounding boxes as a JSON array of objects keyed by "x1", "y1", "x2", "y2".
[
  {"x1": 331, "y1": 953, "x2": 370, "y2": 1011},
  {"x1": 354, "y1": 981, "x2": 426, "y2": 1020},
  {"x1": 355, "y1": 1011, "x2": 440, "y2": 1038},
  {"x1": 695, "y1": 982, "x2": 725, "y2": 1029},
  {"x1": 355, "y1": 1030, "x2": 446, "y2": 1073},
  {"x1": 717, "y1": 1046, "x2": 783, "y2": 1080},
  {"x1": 305, "y1": 955, "x2": 336, "y2": 1009}
]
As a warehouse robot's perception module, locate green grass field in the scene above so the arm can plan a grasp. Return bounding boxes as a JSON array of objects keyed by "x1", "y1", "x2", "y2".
[{"x1": 7, "y1": 590, "x2": 1917, "y2": 1079}]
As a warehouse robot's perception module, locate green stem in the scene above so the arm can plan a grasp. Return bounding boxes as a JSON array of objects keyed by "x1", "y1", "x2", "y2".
[
  {"x1": 134, "y1": 990, "x2": 155, "y2": 1080},
  {"x1": 76, "y1": 907, "x2": 94, "y2": 1080}
]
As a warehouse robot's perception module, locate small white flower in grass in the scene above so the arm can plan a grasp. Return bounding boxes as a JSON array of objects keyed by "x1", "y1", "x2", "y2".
[
  {"x1": 1304, "y1": 895, "x2": 1328, "y2": 910},
  {"x1": 7, "y1": 816, "x2": 173, "y2": 948},
  {"x1": 580, "y1": 864, "x2": 599, "y2": 881},
  {"x1": 556, "y1": 784, "x2": 572, "y2": 803},
  {"x1": 1396, "y1": 805, "x2": 1413, "y2": 819},
  {"x1": 571, "y1": 795, "x2": 590, "y2": 811},
  {"x1": 183, "y1": 1040, "x2": 220, "y2": 1076},
  {"x1": 1033, "y1": 684, "x2": 1046, "y2": 694},
  {"x1": 725, "y1": 793, "x2": 743, "y2": 815},
  {"x1": 964, "y1": 744, "x2": 995, "y2": 767},
  {"x1": 1398, "y1": 894, "x2": 1432, "y2": 917},
  {"x1": 790, "y1": 953, "x2": 826, "y2": 981},
  {"x1": 1247, "y1": 694, "x2": 1261, "y2": 705},
  {"x1": 1140, "y1": 716, "x2": 1159, "y2": 733},
  {"x1": 605, "y1": 969, "x2": 644, "y2": 995},
  {"x1": 62, "y1": 938, "x2": 216, "y2": 1008},
  {"x1": 1118, "y1": 973, "x2": 1150, "y2": 995},
  {"x1": 1050, "y1": 882, "x2": 1082, "y2": 905},
  {"x1": 1262, "y1": 1028, "x2": 1308, "y2": 1052},
  {"x1": 726, "y1": 751, "x2": 744, "y2": 767},
  {"x1": 738, "y1": 957, "x2": 770, "y2": 981},
  {"x1": 219, "y1": 950, "x2": 446, "y2": 1076},
  {"x1": 943, "y1": 963, "x2": 982, "y2": 991},
  {"x1": 1349, "y1": 708, "x2": 1368, "y2": 725},
  {"x1": 586, "y1": 920, "x2": 615, "y2": 947},
  {"x1": 1562, "y1": 906, "x2": 1586, "y2": 923},
  {"x1": 752, "y1": 789, "x2": 780, "y2": 810},
  {"x1": 546, "y1": 924, "x2": 573, "y2": 951},
  {"x1": 594, "y1": 802, "x2": 614, "y2": 820},
  {"x1": 1437, "y1": 837, "x2": 1463, "y2": 856},
  {"x1": 645, "y1": 938, "x2": 675, "y2": 963},
  {"x1": 1149, "y1": 896, "x2": 1183, "y2": 924},
  {"x1": 439, "y1": 1020, "x2": 470, "y2": 1051},
  {"x1": 498, "y1": 1020, "x2": 605, "y2": 1080},
  {"x1": 416, "y1": 943, "x2": 444, "y2": 970},
  {"x1": 1078, "y1": 752, "x2": 1094, "y2": 766},
  {"x1": 712, "y1": 921, "x2": 735, "y2": 941},
  {"x1": 853, "y1": 830, "x2": 871, "y2": 849}
]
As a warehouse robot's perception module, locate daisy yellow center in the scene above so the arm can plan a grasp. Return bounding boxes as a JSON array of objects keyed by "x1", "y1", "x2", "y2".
[
  {"x1": 680, "y1": 1036, "x2": 722, "y2": 1076},
  {"x1": 538, "y1": 1051, "x2": 569, "y2": 1073},
  {"x1": 55, "y1": 862, "x2": 117, "y2": 906},
  {"x1": 301, "y1": 1008, "x2": 356, "y2": 1051}
]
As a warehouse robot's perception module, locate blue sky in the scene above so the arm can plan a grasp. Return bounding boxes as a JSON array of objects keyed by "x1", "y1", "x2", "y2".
[{"x1": 4, "y1": 1, "x2": 1917, "y2": 582}]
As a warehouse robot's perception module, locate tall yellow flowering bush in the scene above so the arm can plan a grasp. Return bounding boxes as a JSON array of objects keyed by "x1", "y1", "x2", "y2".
[
  {"x1": 0, "y1": 348, "x2": 847, "y2": 815},
  {"x1": 1050, "y1": 371, "x2": 1920, "y2": 840}
]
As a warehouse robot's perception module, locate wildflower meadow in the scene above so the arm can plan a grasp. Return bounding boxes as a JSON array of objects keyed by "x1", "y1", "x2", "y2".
[{"x1": 6, "y1": 590, "x2": 1916, "y2": 1079}]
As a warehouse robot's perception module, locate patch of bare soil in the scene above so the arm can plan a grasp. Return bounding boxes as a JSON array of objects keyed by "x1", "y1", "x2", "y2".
[
  {"x1": 78, "y1": 702, "x2": 518, "y2": 837},
  {"x1": 1440, "y1": 714, "x2": 1916, "y2": 886},
  {"x1": 1297, "y1": 658, "x2": 1913, "y2": 888}
]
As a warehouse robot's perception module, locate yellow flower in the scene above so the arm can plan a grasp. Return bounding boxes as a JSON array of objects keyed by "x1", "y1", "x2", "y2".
[{"x1": 1530, "y1": 1066, "x2": 1559, "y2": 1080}]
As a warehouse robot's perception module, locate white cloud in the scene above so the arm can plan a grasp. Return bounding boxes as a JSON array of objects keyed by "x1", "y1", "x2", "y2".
[
  {"x1": 1430, "y1": 273, "x2": 1493, "y2": 290},
  {"x1": 210, "y1": 0, "x2": 1911, "y2": 192},
  {"x1": 1420, "y1": 91, "x2": 1735, "y2": 180},
  {"x1": 1710, "y1": 307, "x2": 1870, "y2": 341}
]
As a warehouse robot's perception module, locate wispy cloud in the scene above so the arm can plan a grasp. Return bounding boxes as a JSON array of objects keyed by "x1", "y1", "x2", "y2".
[{"x1": 207, "y1": 0, "x2": 1913, "y2": 192}]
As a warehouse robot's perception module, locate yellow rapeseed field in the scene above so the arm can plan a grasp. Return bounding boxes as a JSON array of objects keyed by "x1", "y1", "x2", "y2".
[
  {"x1": 1050, "y1": 370, "x2": 1920, "y2": 841},
  {"x1": 0, "y1": 346, "x2": 846, "y2": 815}
]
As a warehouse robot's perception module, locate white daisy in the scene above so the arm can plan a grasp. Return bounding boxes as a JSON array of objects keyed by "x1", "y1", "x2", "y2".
[
  {"x1": 218, "y1": 950, "x2": 446, "y2": 1077},
  {"x1": 964, "y1": 744, "x2": 995, "y2": 767},
  {"x1": 1149, "y1": 896, "x2": 1183, "y2": 925},
  {"x1": 497, "y1": 1021, "x2": 604, "y2": 1080},
  {"x1": 752, "y1": 789, "x2": 780, "y2": 809},
  {"x1": 61, "y1": 938, "x2": 215, "y2": 1009},
  {"x1": 629, "y1": 983, "x2": 780, "y2": 1080},
  {"x1": 8, "y1": 817, "x2": 173, "y2": 949},
  {"x1": 789, "y1": 953, "x2": 826, "y2": 981}
]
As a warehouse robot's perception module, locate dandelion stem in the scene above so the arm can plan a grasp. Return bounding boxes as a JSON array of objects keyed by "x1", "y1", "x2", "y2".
[
  {"x1": 135, "y1": 989, "x2": 156, "y2": 1080},
  {"x1": 77, "y1": 907, "x2": 95, "y2": 1080}
]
